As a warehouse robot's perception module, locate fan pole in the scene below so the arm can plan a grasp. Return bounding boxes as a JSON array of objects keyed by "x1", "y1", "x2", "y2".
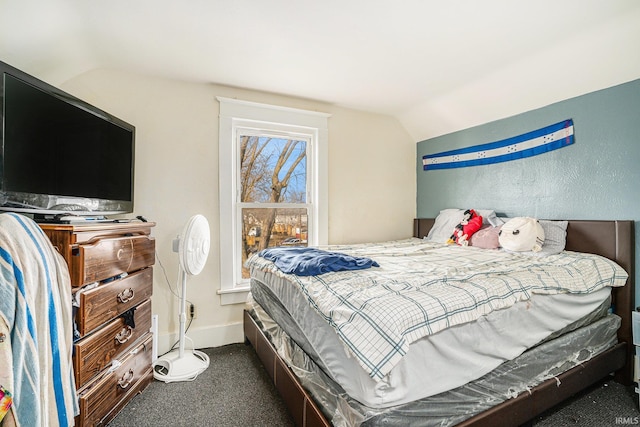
[{"x1": 178, "y1": 266, "x2": 188, "y2": 359}]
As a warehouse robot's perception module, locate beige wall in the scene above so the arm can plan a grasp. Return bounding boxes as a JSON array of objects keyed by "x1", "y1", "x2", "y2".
[{"x1": 61, "y1": 69, "x2": 416, "y2": 352}]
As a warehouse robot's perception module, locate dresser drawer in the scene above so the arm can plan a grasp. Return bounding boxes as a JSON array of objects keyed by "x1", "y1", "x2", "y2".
[
  {"x1": 76, "y1": 370, "x2": 117, "y2": 427},
  {"x1": 70, "y1": 234, "x2": 155, "y2": 287},
  {"x1": 112, "y1": 334, "x2": 153, "y2": 402},
  {"x1": 103, "y1": 369, "x2": 152, "y2": 427},
  {"x1": 74, "y1": 299, "x2": 152, "y2": 388},
  {"x1": 76, "y1": 334, "x2": 153, "y2": 427},
  {"x1": 76, "y1": 268, "x2": 153, "y2": 337}
]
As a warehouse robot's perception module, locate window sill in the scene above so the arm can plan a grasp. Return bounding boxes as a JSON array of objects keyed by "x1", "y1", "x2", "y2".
[{"x1": 217, "y1": 285, "x2": 250, "y2": 306}]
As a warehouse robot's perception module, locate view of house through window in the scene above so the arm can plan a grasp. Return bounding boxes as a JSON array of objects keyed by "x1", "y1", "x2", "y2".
[
  {"x1": 238, "y1": 133, "x2": 309, "y2": 278},
  {"x1": 217, "y1": 97, "x2": 328, "y2": 304}
]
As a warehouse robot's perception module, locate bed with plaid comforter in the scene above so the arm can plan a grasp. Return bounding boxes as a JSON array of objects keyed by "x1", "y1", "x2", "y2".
[{"x1": 247, "y1": 238, "x2": 627, "y2": 381}]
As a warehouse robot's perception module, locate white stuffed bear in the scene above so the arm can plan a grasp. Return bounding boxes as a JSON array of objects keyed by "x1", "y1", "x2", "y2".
[{"x1": 499, "y1": 217, "x2": 545, "y2": 252}]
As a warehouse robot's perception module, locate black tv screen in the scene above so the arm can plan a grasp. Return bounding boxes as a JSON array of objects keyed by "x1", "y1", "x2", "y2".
[{"x1": 0, "y1": 61, "x2": 135, "y2": 216}]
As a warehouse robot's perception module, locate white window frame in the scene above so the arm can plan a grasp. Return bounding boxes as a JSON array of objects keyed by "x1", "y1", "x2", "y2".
[{"x1": 217, "y1": 97, "x2": 330, "y2": 305}]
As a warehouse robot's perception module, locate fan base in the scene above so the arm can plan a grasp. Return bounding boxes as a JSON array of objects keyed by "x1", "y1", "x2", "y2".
[{"x1": 152, "y1": 349, "x2": 210, "y2": 383}]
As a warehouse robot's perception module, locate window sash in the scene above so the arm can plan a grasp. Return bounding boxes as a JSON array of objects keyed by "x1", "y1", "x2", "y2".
[
  {"x1": 235, "y1": 129, "x2": 311, "y2": 205},
  {"x1": 217, "y1": 97, "x2": 329, "y2": 305},
  {"x1": 237, "y1": 206, "x2": 310, "y2": 280},
  {"x1": 235, "y1": 128, "x2": 313, "y2": 285}
]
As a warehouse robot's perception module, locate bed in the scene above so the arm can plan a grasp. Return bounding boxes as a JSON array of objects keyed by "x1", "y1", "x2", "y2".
[{"x1": 243, "y1": 217, "x2": 635, "y2": 426}]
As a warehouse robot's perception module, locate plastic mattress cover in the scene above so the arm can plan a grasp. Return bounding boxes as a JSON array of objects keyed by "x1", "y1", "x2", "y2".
[
  {"x1": 249, "y1": 271, "x2": 612, "y2": 408},
  {"x1": 246, "y1": 294, "x2": 620, "y2": 427}
]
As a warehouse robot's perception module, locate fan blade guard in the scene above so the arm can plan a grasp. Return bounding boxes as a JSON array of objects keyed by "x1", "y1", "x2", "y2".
[{"x1": 179, "y1": 214, "x2": 210, "y2": 276}]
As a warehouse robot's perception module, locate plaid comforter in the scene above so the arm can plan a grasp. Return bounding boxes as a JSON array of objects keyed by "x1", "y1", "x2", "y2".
[{"x1": 247, "y1": 238, "x2": 628, "y2": 381}]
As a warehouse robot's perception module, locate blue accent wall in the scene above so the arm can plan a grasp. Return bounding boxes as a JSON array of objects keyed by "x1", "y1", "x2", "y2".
[{"x1": 416, "y1": 78, "x2": 640, "y2": 305}]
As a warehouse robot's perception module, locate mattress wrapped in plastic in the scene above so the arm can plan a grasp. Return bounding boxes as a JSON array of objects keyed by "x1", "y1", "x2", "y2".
[
  {"x1": 249, "y1": 269, "x2": 613, "y2": 408},
  {"x1": 247, "y1": 294, "x2": 620, "y2": 427},
  {"x1": 246, "y1": 238, "x2": 626, "y2": 408}
]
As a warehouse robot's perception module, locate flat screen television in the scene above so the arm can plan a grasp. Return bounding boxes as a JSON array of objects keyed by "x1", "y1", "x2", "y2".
[{"x1": 0, "y1": 60, "x2": 135, "y2": 219}]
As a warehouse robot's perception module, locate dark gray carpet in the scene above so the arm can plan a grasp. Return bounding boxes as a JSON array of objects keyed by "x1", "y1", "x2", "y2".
[
  {"x1": 108, "y1": 344, "x2": 639, "y2": 427},
  {"x1": 532, "y1": 379, "x2": 639, "y2": 426},
  {"x1": 108, "y1": 344, "x2": 294, "y2": 427}
]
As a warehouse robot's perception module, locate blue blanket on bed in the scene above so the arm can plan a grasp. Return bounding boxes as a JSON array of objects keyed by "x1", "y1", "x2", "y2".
[{"x1": 258, "y1": 247, "x2": 379, "y2": 276}]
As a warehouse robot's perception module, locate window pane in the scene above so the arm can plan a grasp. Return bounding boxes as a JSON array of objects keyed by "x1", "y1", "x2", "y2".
[
  {"x1": 241, "y1": 207, "x2": 308, "y2": 278},
  {"x1": 239, "y1": 135, "x2": 306, "y2": 204}
]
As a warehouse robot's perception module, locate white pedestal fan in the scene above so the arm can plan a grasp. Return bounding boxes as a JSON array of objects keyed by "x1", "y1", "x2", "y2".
[{"x1": 153, "y1": 214, "x2": 211, "y2": 382}]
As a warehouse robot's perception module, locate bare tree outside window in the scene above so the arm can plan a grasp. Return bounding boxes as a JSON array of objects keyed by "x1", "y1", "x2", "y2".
[{"x1": 239, "y1": 134, "x2": 308, "y2": 277}]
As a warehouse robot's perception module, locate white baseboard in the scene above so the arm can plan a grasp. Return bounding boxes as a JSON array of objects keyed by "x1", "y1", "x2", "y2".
[{"x1": 154, "y1": 321, "x2": 244, "y2": 355}]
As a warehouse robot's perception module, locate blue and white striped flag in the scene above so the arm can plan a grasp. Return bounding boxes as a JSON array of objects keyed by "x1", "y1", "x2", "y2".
[{"x1": 423, "y1": 119, "x2": 574, "y2": 170}]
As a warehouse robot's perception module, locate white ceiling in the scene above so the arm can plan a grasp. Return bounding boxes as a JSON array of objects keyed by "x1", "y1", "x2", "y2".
[{"x1": 1, "y1": 0, "x2": 639, "y2": 141}]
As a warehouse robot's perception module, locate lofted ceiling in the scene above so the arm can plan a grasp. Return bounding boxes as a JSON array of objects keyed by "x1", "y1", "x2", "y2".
[{"x1": 1, "y1": 0, "x2": 639, "y2": 141}]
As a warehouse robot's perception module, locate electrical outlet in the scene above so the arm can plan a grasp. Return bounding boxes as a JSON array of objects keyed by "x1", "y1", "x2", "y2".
[{"x1": 190, "y1": 303, "x2": 197, "y2": 319}]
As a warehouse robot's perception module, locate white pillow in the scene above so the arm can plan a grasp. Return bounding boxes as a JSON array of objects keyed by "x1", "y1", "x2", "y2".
[
  {"x1": 499, "y1": 217, "x2": 545, "y2": 252},
  {"x1": 426, "y1": 208, "x2": 499, "y2": 243}
]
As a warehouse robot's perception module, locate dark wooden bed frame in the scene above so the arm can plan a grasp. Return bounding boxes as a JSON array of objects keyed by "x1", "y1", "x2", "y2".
[{"x1": 244, "y1": 219, "x2": 635, "y2": 427}]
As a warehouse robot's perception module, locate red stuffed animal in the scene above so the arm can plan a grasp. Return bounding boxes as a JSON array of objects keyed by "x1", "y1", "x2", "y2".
[{"x1": 447, "y1": 209, "x2": 483, "y2": 246}]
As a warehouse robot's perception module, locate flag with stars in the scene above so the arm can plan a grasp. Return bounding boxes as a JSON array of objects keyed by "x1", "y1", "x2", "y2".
[{"x1": 423, "y1": 119, "x2": 574, "y2": 170}]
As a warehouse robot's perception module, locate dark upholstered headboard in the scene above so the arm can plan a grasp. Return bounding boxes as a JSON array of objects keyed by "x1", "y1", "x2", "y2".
[{"x1": 413, "y1": 218, "x2": 636, "y2": 383}]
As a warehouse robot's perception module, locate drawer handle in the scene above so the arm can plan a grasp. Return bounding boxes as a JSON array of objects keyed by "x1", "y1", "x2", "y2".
[
  {"x1": 115, "y1": 326, "x2": 133, "y2": 344},
  {"x1": 117, "y1": 288, "x2": 135, "y2": 303},
  {"x1": 116, "y1": 248, "x2": 125, "y2": 260},
  {"x1": 118, "y1": 369, "x2": 135, "y2": 389}
]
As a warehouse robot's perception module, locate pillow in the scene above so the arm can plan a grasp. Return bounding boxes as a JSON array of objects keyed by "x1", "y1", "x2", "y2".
[
  {"x1": 469, "y1": 225, "x2": 503, "y2": 249},
  {"x1": 538, "y1": 220, "x2": 568, "y2": 255},
  {"x1": 426, "y1": 208, "x2": 499, "y2": 243},
  {"x1": 481, "y1": 210, "x2": 503, "y2": 228},
  {"x1": 425, "y1": 209, "x2": 466, "y2": 242},
  {"x1": 499, "y1": 217, "x2": 545, "y2": 252}
]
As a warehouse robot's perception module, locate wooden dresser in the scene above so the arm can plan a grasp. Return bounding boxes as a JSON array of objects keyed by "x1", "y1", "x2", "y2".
[{"x1": 39, "y1": 221, "x2": 156, "y2": 427}]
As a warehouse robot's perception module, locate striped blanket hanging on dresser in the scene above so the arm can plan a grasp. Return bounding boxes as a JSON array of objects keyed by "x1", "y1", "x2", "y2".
[{"x1": 0, "y1": 213, "x2": 78, "y2": 427}]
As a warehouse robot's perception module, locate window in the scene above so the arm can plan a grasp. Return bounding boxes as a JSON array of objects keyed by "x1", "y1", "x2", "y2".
[
  {"x1": 238, "y1": 131, "x2": 309, "y2": 279},
  {"x1": 217, "y1": 97, "x2": 329, "y2": 305}
]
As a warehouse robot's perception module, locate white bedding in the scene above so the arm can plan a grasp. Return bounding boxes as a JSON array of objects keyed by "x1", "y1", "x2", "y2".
[
  {"x1": 250, "y1": 272, "x2": 611, "y2": 408},
  {"x1": 247, "y1": 238, "x2": 627, "y2": 382},
  {"x1": 247, "y1": 238, "x2": 625, "y2": 408}
]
